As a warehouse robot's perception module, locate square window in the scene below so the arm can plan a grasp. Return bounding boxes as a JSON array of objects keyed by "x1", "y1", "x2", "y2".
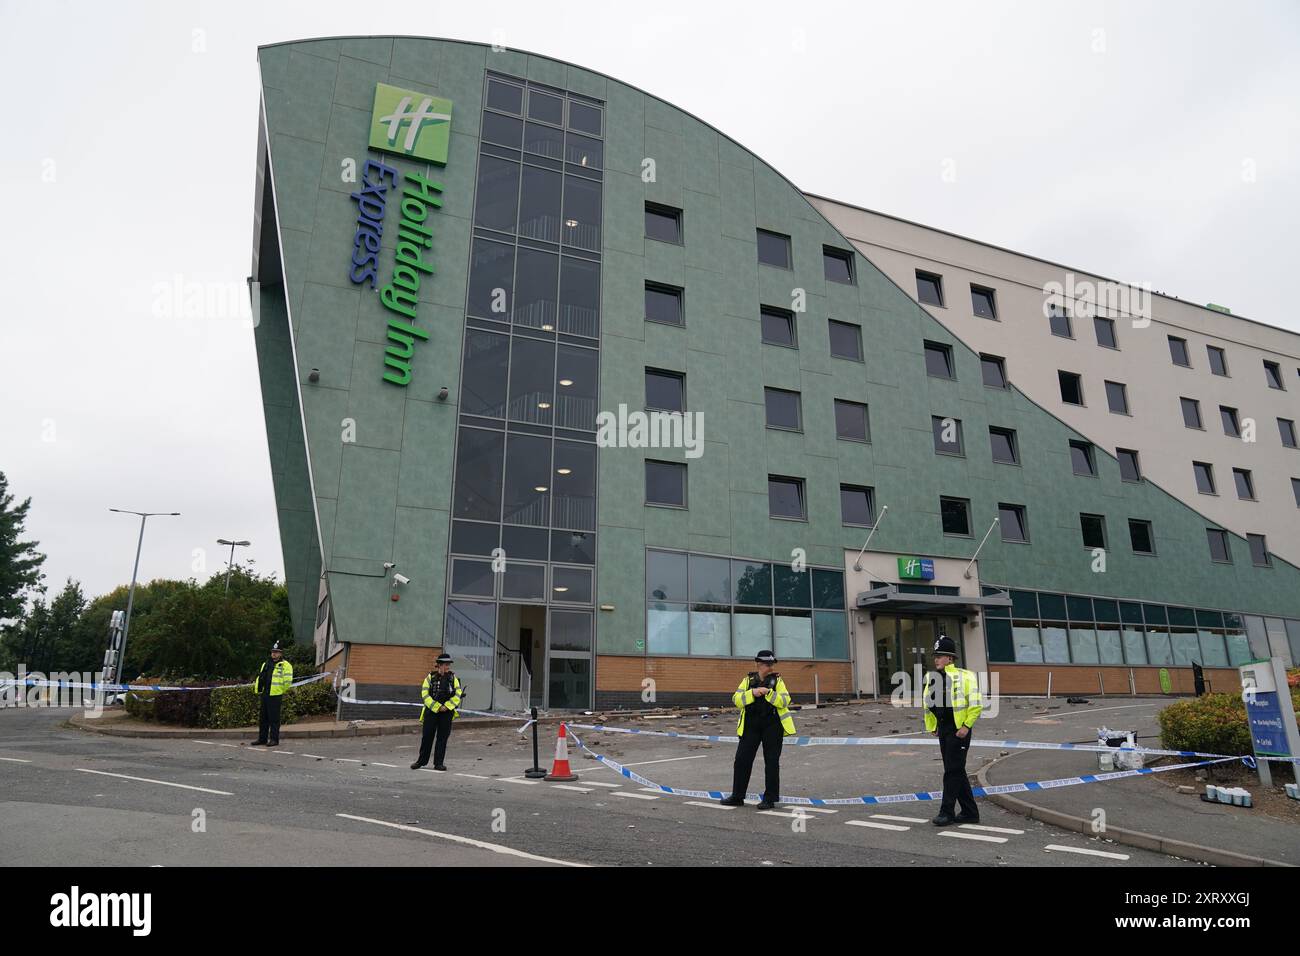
[
  {"x1": 1233, "y1": 468, "x2": 1255, "y2": 500},
  {"x1": 567, "y1": 100, "x2": 602, "y2": 136},
  {"x1": 1207, "y1": 345, "x2": 1229, "y2": 376},
  {"x1": 940, "y1": 496, "x2": 971, "y2": 536},
  {"x1": 764, "y1": 387, "x2": 802, "y2": 431},
  {"x1": 999, "y1": 503, "x2": 1028, "y2": 543},
  {"x1": 989, "y1": 427, "x2": 1019, "y2": 464},
  {"x1": 645, "y1": 282, "x2": 683, "y2": 326},
  {"x1": 924, "y1": 341, "x2": 955, "y2": 379},
  {"x1": 527, "y1": 90, "x2": 564, "y2": 125},
  {"x1": 1094, "y1": 317, "x2": 1118, "y2": 349},
  {"x1": 823, "y1": 246, "x2": 855, "y2": 284},
  {"x1": 980, "y1": 354, "x2": 1007, "y2": 388},
  {"x1": 932, "y1": 416, "x2": 964, "y2": 456},
  {"x1": 768, "y1": 476, "x2": 806, "y2": 520},
  {"x1": 1080, "y1": 513, "x2": 1107, "y2": 550},
  {"x1": 971, "y1": 285, "x2": 997, "y2": 319},
  {"x1": 485, "y1": 78, "x2": 524, "y2": 114},
  {"x1": 916, "y1": 271, "x2": 944, "y2": 306},
  {"x1": 1247, "y1": 533, "x2": 1271, "y2": 567},
  {"x1": 1220, "y1": 406, "x2": 1240, "y2": 437},
  {"x1": 1180, "y1": 397, "x2": 1202, "y2": 429},
  {"x1": 1207, "y1": 528, "x2": 1232, "y2": 563},
  {"x1": 828, "y1": 320, "x2": 863, "y2": 361},
  {"x1": 840, "y1": 484, "x2": 875, "y2": 526},
  {"x1": 1129, "y1": 519, "x2": 1154, "y2": 554},
  {"x1": 645, "y1": 368, "x2": 684, "y2": 413},
  {"x1": 1048, "y1": 303, "x2": 1073, "y2": 337},
  {"x1": 645, "y1": 203, "x2": 682, "y2": 244},
  {"x1": 1105, "y1": 380, "x2": 1129, "y2": 414},
  {"x1": 834, "y1": 400, "x2": 870, "y2": 442},
  {"x1": 761, "y1": 306, "x2": 796, "y2": 347},
  {"x1": 1059, "y1": 370, "x2": 1084, "y2": 405},
  {"x1": 1264, "y1": 360, "x2": 1285, "y2": 390},
  {"x1": 645, "y1": 460, "x2": 686, "y2": 507},
  {"x1": 1280, "y1": 418, "x2": 1298, "y2": 449},
  {"x1": 1070, "y1": 440, "x2": 1097, "y2": 476},
  {"x1": 1168, "y1": 336, "x2": 1191, "y2": 367},
  {"x1": 1193, "y1": 461, "x2": 1216, "y2": 495},
  {"x1": 757, "y1": 229, "x2": 792, "y2": 268},
  {"x1": 1118, "y1": 448, "x2": 1141, "y2": 482}
]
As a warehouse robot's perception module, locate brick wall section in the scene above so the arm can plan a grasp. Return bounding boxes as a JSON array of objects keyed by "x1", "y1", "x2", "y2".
[
  {"x1": 345, "y1": 643, "x2": 444, "y2": 686},
  {"x1": 596, "y1": 655, "x2": 853, "y2": 705},
  {"x1": 992, "y1": 664, "x2": 1240, "y2": 696}
]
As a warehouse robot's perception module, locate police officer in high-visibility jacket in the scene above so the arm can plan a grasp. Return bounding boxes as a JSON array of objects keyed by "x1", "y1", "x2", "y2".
[
  {"x1": 719, "y1": 650, "x2": 796, "y2": 810},
  {"x1": 251, "y1": 642, "x2": 293, "y2": 747},
  {"x1": 410, "y1": 653, "x2": 463, "y2": 771},
  {"x1": 922, "y1": 634, "x2": 983, "y2": 825}
]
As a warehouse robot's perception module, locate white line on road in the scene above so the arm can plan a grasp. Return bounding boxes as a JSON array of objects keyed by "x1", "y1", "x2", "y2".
[
  {"x1": 960, "y1": 823, "x2": 1024, "y2": 835},
  {"x1": 758, "y1": 809, "x2": 821, "y2": 820},
  {"x1": 581, "y1": 781, "x2": 621, "y2": 788},
  {"x1": 0, "y1": 757, "x2": 32, "y2": 763},
  {"x1": 613, "y1": 791, "x2": 659, "y2": 800},
  {"x1": 455, "y1": 773, "x2": 491, "y2": 779},
  {"x1": 639, "y1": 787, "x2": 669, "y2": 794},
  {"x1": 499, "y1": 777, "x2": 540, "y2": 785},
  {"x1": 846, "y1": 820, "x2": 909, "y2": 832},
  {"x1": 273, "y1": 751, "x2": 295, "y2": 755},
  {"x1": 871, "y1": 814, "x2": 928, "y2": 824},
  {"x1": 1044, "y1": 844, "x2": 1130, "y2": 860},
  {"x1": 1043, "y1": 703, "x2": 1160, "y2": 719},
  {"x1": 685, "y1": 801, "x2": 736, "y2": 810},
  {"x1": 301, "y1": 754, "x2": 326, "y2": 759},
  {"x1": 372, "y1": 762, "x2": 399, "y2": 768},
  {"x1": 621, "y1": 755, "x2": 710, "y2": 768},
  {"x1": 336, "y1": 814, "x2": 587, "y2": 867},
  {"x1": 77, "y1": 769, "x2": 233, "y2": 796},
  {"x1": 335, "y1": 758, "x2": 363, "y2": 763},
  {"x1": 790, "y1": 806, "x2": 837, "y2": 814},
  {"x1": 551, "y1": 785, "x2": 592, "y2": 792},
  {"x1": 938, "y1": 831, "x2": 1007, "y2": 843}
]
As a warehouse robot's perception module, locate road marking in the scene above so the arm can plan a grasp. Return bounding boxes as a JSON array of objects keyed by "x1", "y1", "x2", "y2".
[
  {"x1": 581, "y1": 781, "x2": 621, "y2": 788},
  {"x1": 791, "y1": 806, "x2": 837, "y2": 814},
  {"x1": 1044, "y1": 844, "x2": 1130, "y2": 860},
  {"x1": 938, "y1": 831, "x2": 1007, "y2": 844},
  {"x1": 613, "y1": 791, "x2": 659, "y2": 800},
  {"x1": 621, "y1": 755, "x2": 710, "y2": 768},
  {"x1": 194, "y1": 740, "x2": 219, "y2": 746},
  {"x1": 216, "y1": 743, "x2": 239, "y2": 748},
  {"x1": 335, "y1": 758, "x2": 363, "y2": 764},
  {"x1": 685, "y1": 801, "x2": 737, "y2": 810},
  {"x1": 336, "y1": 814, "x2": 587, "y2": 867},
  {"x1": 273, "y1": 751, "x2": 295, "y2": 755},
  {"x1": 758, "y1": 809, "x2": 820, "y2": 820},
  {"x1": 455, "y1": 773, "x2": 491, "y2": 780},
  {"x1": 871, "y1": 814, "x2": 928, "y2": 824},
  {"x1": 846, "y1": 820, "x2": 909, "y2": 832},
  {"x1": 372, "y1": 762, "x2": 399, "y2": 768},
  {"x1": 639, "y1": 787, "x2": 669, "y2": 794},
  {"x1": 76, "y1": 769, "x2": 233, "y2": 796},
  {"x1": 301, "y1": 754, "x2": 327, "y2": 759},
  {"x1": 1047, "y1": 703, "x2": 1160, "y2": 719},
  {"x1": 499, "y1": 777, "x2": 540, "y2": 786},
  {"x1": 0, "y1": 757, "x2": 32, "y2": 763},
  {"x1": 551, "y1": 785, "x2": 592, "y2": 793},
  {"x1": 960, "y1": 823, "x2": 1024, "y2": 835}
]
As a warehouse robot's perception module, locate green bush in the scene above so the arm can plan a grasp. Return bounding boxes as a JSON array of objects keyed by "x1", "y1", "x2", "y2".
[
  {"x1": 1158, "y1": 688, "x2": 1300, "y2": 756},
  {"x1": 122, "y1": 678, "x2": 336, "y2": 729},
  {"x1": 124, "y1": 690, "x2": 156, "y2": 721}
]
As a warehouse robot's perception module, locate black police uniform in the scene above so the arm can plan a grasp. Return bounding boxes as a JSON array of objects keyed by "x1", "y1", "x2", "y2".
[
  {"x1": 731, "y1": 672, "x2": 785, "y2": 806},
  {"x1": 255, "y1": 658, "x2": 283, "y2": 746},
  {"x1": 413, "y1": 670, "x2": 459, "y2": 769}
]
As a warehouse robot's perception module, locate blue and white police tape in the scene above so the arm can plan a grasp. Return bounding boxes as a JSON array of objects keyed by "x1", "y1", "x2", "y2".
[
  {"x1": 564, "y1": 728, "x2": 1245, "y2": 806},
  {"x1": 0, "y1": 672, "x2": 335, "y2": 694},
  {"x1": 338, "y1": 695, "x2": 529, "y2": 723}
]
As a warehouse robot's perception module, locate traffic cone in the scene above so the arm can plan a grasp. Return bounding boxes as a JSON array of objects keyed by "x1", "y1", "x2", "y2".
[{"x1": 545, "y1": 722, "x2": 579, "y2": 781}]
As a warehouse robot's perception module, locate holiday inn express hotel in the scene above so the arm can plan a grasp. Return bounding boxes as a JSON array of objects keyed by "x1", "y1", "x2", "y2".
[{"x1": 250, "y1": 36, "x2": 1300, "y2": 715}]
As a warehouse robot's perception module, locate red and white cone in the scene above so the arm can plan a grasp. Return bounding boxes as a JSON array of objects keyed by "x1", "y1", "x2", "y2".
[{"x1": 545, "y1": 722, "x2": 579, "y2": 782}]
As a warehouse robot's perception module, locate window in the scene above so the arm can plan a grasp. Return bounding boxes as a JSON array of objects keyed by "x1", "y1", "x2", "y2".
[
  {"x1": 1180, "y1": 397, "x2": 1203, "y2": 429},
  {"x1": 924, "y1": 341, "x2": 955, "y2": 379},
  {"x1": 1294, "y1": 477, "x2": 1300, "y2": 507},
  {"x1": 1247, "y1": 534, "x2": 1270, "y2": 567},
  {"x1": 645, "y1": 369, "x2": 685, "y2": 413},
  {"x1": 1094, "y1": 316, "x2": 1118, "y2": 349},
  {"x1": 568, "y1": 100, "x2": 602, "y2": 135},
  {"x1": 760, "y1": 306, "x2": 796, "y2": 347},
  {"x1": 1048, "y1": 302, "x2": 1072, "y2": 337},
  {"x1": 999, "y1": 503, "x2": 1028, "y2": 543},
  {"x1": 1207, "y1": 345, "x2": 1228, "y2": 376},
  {"x1": 1118, "y1": 448, "x2": 1141, "y2": 482},
  {"x1": 1207, "y1": 528, "x2": 1232, "y2": 563},
  {"x1": 768, "y1": 476, "x2": 806, "y2": 520},
  {"x1": 916, "y1": 271, "x2": 944, "y2": 306},
  {"x1": 989, "y1": 427, "x2": 1019, "y2": 464},
  {"x1": 757, "y1": 229, "x2": 791, "y2": 268},
  {"x1": 1233, "y1": 468, "x2": 1255, "y2": 501},
  {"x1": 1058, "y1": 370, "x2": 1084, "y2": 405},
  {"x1": 1193, "y1": 461, "x2": 1217, "y2": 495},
  {"x1": 486, "y1": 78, "x2": 524, "y2": 114},
  {"x1": 980, "y1": 354, "x2": 1008, "y2": 389},
  {"x1": 645, "y1": 203, "x2": 682, "y2": 244},
  {"x1": 828, "y1": 320, "x2": 863, "y2": 361},
  {"x1": 1168, "y1": 336, "x2": 1191, "y2": 367},
  {"x1": 1070, "y1": 440, "x2": 1097, "y2": 477},
  {"x1": 1280, "y1": 418, "x2": 1299, "y2": 449},
  {"x1": 646, "y1": 460, "x2": 686, "y2": 507},
  {"x1": 1080, "y1": 514, "x2": 1107, "y2": 550},
  {"x1": 645, "y1": 282, "x2": 683, "y2": 326},
  {"x1": 834, "y1": 400, "x2": 870, "y2": 442},
  {"x1": 932, "y1": 416, "x2": 964, "y2": 456},
  {"x1": 940, "y1": 497, "x2": 971, "y2": 536},
  {"x1": 823, "y1": 246, "x2": 855, "y2": 284},
  {"x1": 1220, "y1": 406, "x2": 1240, "y2": 437},
  {"x1": 764, "y1": 388, "x2": 802, "y2": 431},
  {"x1": 1129, "y1": 519, "x2": 1154, "y2": 554},
  {"x1": 971, "y1": 285, "x2": 997, "y2": 319},
  {"x1": 1105, "y1": 380, "x2": 1129, "y2": 414},
  {"x1": 840, "y1": 484, "x2": 875, "y2": 526},
  {"x1": 1264, "y1": 360, "x2": 1285, "y2": 390}
]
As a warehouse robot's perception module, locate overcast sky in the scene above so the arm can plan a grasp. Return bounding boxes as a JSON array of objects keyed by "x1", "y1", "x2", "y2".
[{"x1": 1, "y1": 0, "x2": 1297, "y2": 608}]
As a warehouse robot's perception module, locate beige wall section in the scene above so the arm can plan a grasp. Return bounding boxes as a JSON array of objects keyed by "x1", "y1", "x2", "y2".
[{"x1": 809, "y1": 196, "x2": 1300, "y2": 568}]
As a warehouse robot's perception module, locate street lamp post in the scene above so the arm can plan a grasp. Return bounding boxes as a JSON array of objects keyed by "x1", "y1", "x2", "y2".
[
  {"x1": 110, "y1": 509, "x2": 180, "y2": 686},
  {"x1": 217, "y1": 539, "x2": 251, "y2": 594}
]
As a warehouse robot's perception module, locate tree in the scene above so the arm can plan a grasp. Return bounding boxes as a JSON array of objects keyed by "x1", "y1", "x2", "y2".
[{"x1": 0, "y1": 472, "x2": 45, "y2": 625}]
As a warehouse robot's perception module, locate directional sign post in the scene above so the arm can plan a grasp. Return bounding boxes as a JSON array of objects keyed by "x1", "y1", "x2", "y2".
[{"x1": 1239, "y1": 657, "x2": 1300, "y2": 788}]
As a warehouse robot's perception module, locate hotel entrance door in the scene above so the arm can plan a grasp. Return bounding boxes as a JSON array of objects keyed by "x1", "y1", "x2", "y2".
[{"x1": 874, "y1": 615, "x2": 963, "y2": 698}]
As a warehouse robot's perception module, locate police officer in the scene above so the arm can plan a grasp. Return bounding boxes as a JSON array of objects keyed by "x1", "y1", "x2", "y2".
[
  {"x1": 720, "y1": 650, "x2": 796, "y2": 810},
  {"x1": 410, "y1": 653, "x2": 463, "y2": 771},
  {"x1": 251, "y1": 642, "x2": 293, "y2": 747},
  {"x1": 922, "y1": 634, "x2": 983, "y2": 825}
]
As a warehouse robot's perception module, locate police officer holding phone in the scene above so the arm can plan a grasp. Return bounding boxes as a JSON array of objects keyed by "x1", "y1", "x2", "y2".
[
  {"x1": 720, "y1": 650, "x2": 796, "y2": 810},
  {"x1": 922, "y1": 634, "x2": 982, "y2": 825}
]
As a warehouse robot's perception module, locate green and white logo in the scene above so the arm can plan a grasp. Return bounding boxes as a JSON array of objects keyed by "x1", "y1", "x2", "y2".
[{"x1": 368, "y1": 82, "x2": 453, "y2": 164}]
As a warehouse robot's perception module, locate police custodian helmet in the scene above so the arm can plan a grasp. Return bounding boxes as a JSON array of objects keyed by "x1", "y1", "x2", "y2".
[
  {"x1": 436, "y1": 653, "x2": 453, "y2": 665},
  {"x1": 754, "y1": 650, "x2": 777, "y2": 664},
  {"x1": 933, "y1": 635, "x2": 958, "y2": 656}
]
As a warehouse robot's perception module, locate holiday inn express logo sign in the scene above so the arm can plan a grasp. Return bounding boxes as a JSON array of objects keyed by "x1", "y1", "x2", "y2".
[{"x1": 346, "y1": 83, "x2": 453, "y2": 386}]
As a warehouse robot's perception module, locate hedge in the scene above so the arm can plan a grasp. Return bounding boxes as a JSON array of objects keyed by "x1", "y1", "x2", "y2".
[
  {"x1": 1158, "y1": 685, "x2": 1300, "y2": 757},
  {"x1": 124, "y1": 678, "x2": 336, "y2": 729}
]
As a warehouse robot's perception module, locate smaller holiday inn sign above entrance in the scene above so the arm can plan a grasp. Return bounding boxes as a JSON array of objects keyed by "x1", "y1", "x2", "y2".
[
  {"x1": 345, "y1": 83, "x2": 454, "y2": 386},
  {"x1": 897, "y1": 557, "x2": 935, "y2": 581}
]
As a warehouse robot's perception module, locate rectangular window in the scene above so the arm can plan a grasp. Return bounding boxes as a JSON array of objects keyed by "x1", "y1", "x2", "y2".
[
  {"x1": 1207, "y1": 345, "x2": 1229, "y2": 376},
  {"x1": 645, "y1": 368, "x2": 685, "y2": 413},
  {"x1": 1070, "y1": 440, "x2": 1097, "y2": 476},
  {"x1": 760, "y1": 306, "x2": 796, "y2": 348},
  {"x1": 1094, "y1": 316, "x2": 1118, "y2": 349},
  {"x1": 940, "y1": 496, "x2": 972, "y2": 536},
  {"x1": 828, "y1": 320, "x2": 863, "y2": 361},
  {"x1": 1207, "y1": 528, "x2": 1232, "y2": 563},
  {"x1": 645, "y1": 203, "x2": 683, "y2": 244},
  {"x1": 932, "y1": 416, "x2": 964, "y2": 456},
  {"x1": 1118, "y1": 448, "x2": 1141, "y2": 482},
  {"x1": 1247, "y1": 534, "x2": 1271, "y2": 567},
  {"x1": 971, "y1": 285, "x2": 997, "y2": 319},
  {"x1": 924, "y1": 341, "x2": 955, "y2": 379},
  {"x1": 999, "y1": 503, "x2": 1028, "y2": 543},
  {"x1": 823, "y1": 246, "x2": 855, "y2": 284},
  {"x1": 1293, "y1": 477, "x2": 1300, "y2": 507},
  {"x1": 834, "y1": 399, "x2": 870, "y2": 442},
  {"x1": 1193, "y1": 461, "x2": 1216, "y2": 495},
  {"x1": 980, "y1": 354, "x2": 1008, "y2": 389},
  {"x1": 1129, "y1": 519, "x2": 1154, "y2": 554},
  {"x1": 840, "y1": 484, "x2": 875, "y2": 526},
  {"x1": 645, "y1": 282, "x2": 683, "y2": 326},
  {"x1": 1220, "y1": 406, "x2": 1240, "y2": 437},
  {"x1": 1280, "y1": 418, "x2": 1299, "y2": 449},
  {"x1": 1168, "y1": 336, "x2": 1191, "y2": 367},
  {"x1": 1080, "y1": 513, "x2": 1107, "y2": 550},
  {"x1": 1058, "y1": 370, "x2": 1084, "y2": 405},
  {"x1": 1105, "y1": 380, "x2": 1129, "y2": 414},
  {"x1": 646, "y1": 460, "x2": 686, "y2": 507},
  {"x1": 989, "y1": 427, "x2": 1019, "y2": 464},
  {"x1": 1180, "y1": 397, "x2": 1202, "y2": 429},
  {"x1": 916, "y1": 271, "x2": 944, "y2": 306},
  {"x1": 768, "y1": 476, "x2": 806, "y2": 520},
  {"x1": 1049, "y1": 302, "x2": 1072, "y2": 337},
  {"x1": 757, "y1": 229, "x2": 792, "y2": 268},
  {"x1": 1264, "y1": 360, "x2": 1285, "y2": 390},
  {"x1": 764, "y1": 387, "x2": 802, "y2": 431},
  {"x1": 1233, "y1": 468, "x2": 1255, "y2": 501}
]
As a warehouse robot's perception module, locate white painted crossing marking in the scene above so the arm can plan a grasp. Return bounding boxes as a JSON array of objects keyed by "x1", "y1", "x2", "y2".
[
  {"x1": 639, "y1": 787, "x2": 669, "y2": 794},
  {"x1": 846, "y1": 820, "x2": 909, "y2": 832},
  {"x1": 77, "y1": 768, "x2": 233, "y2": 796},
  {"x1": 581, "y1": 781, "x2": 621, "y2": 788},
  {"x1": 791, "y1": 806, "x2": 837, "y2": 814},
  {"x1": 372, "y1": 762, "x2": 399, "y2": 769},
  {"x1": 613, "y1": 791, "x2": 659, "y2": 800},
  {"x1": 621, "y1": 755, "x2": 709, "y2": 768},
  {"x1": 0, "y1": 757, "x2": 33, "y2": 763},
  {"x1": 500, "y1": 777, "x2": 540, "y2": 786},
  {"x1": 938, "y1": 831, "x2": 1007, "y2": 844},
  {"x1": 455, "y1": 773, "x2": 491, "y2": 780},
  {"x1": 960, "y1": 823, "x2": 1024, "y2": 835},
  {"x1": 758, "y1": 810, "x2": 821, "y2": 820},
  {"x1": 335, "y1": 758, "x2": 363, "y2": 763},
  {"x1": 871, "y1": 814, "x2": 929, "y2": 824},
  {"x1": 194, "y1": 740, "x2": 219, "y2": 746},
  {"x1": 273, "y1": 751, "x2": 295, "y2": 755},
  {"x1": 301, "y1": 754, "x2": 327, "y2": 759},
  {"x1": 685, "y1": 800, "x2": 737, "y2": 810},
  {"x1": 336, "y1": 814, "x2": 587, "y2": 867},
  {"x1": 1044, "y1": 844, "x2": 1130, "y2": 860},
  {"x1": 551, "y1": 784, "x2": 593, "y2": 793}
]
